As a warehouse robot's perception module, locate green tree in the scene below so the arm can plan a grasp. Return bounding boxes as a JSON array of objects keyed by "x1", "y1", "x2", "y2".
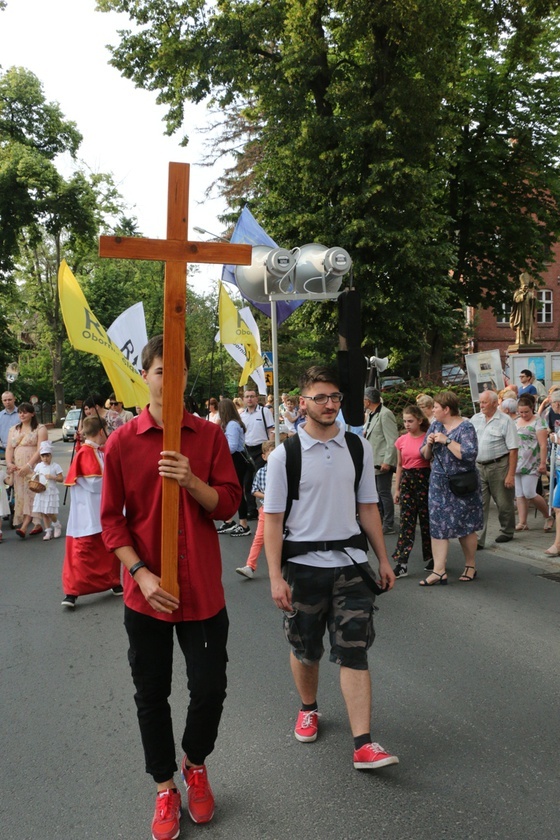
[
  {"x1": 0, "y1": 66, "x2": 82, "y2": 273},
  {"x1": 98, "y1": 0, "x2": 560, "y2": 375}
]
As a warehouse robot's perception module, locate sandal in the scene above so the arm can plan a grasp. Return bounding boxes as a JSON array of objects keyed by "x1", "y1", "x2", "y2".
[
  {"x1": 544, "y1": 517, "x2": 554, "y2": 532},
  {"x1": 515, "y1": 523, "x2": 529, "y2": 531},
  {"x1": 419, "y1": 571, "x2": 448, "y2": 587},
  {"x1": 459, "y1": 566, "x2": 477, "y2": 582}
]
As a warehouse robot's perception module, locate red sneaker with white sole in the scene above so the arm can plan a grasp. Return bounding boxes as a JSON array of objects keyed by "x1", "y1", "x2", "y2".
[
  {"x1": 181, "y1": 758, "x2": 215, "y2": 824},
  {"x1": 353, "y1": 742, "x2": 399, "y2": 769},
  {"x1": 151, "y1": 788, "x2": 181, "y2": 840},
  {"x1": 294, "y1": 709, "x2": 320, "y2": 742}
]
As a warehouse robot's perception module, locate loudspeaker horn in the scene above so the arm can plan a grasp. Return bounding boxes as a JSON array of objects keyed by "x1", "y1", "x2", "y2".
[
  {"x1": 235, "y1": 246, "x2": 296, "y2": 303},
  {"x1": 369, "y1": 356, "x2": 389, "y2": 373},
  {"x1": 293, "y1": 243, "x2": 351, "y2": 294}
]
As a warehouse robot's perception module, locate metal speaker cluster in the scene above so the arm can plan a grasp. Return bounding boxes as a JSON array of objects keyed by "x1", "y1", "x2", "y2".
[
  {"x1": 235, "y1": 242, "x2": 352, "y2": 302},
  {"x1": 235, "y1": 246, "x2": 296, "y2": 303}
]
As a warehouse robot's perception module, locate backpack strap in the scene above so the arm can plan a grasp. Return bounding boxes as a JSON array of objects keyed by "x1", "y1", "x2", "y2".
[{"x1": 282, "y1": 434, "x2": 302, "y2": 528}]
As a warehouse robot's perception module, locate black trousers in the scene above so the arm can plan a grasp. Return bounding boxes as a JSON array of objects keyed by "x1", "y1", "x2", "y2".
[
  {"x1": 231, "y1": 450, "x2": 248, "y2": 520},
  {"x1": 243, "y1": 444, "x2": 264, "y2": 516},
  {"x1": 124, "y1": 606, "x2": 229, "y2": 783}
]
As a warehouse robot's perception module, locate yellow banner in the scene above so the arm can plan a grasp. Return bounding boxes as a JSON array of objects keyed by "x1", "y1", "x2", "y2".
[
  {"x1": 218, "y1": 282, "x2": 264, "y2": 385},
  {"x1": 58, "y1": 260, "x2": 149, "y2": 407},
  {"x1": 218, "y1": 281, "x2": 255, "y2": 344}
]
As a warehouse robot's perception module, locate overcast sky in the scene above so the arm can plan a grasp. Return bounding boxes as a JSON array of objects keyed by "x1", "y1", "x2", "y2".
[{"x1": 0, "y1": 0, "x2": 229, "y2": 293}]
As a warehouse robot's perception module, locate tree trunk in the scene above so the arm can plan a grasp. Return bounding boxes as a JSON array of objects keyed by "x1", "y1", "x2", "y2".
[
  {"x1": 419, "y1": 329, "x2": 444, "y2": 379},
  {"x1": 52, "y1": 336, "x2": 65, "y2": 425}
]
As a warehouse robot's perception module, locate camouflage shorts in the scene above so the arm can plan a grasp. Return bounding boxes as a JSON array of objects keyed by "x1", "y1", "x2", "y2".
[{"x1": 283, "y1": 563, "x2": 377, "y2": 670}]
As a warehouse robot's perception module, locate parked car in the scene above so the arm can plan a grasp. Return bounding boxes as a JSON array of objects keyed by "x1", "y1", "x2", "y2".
[
  {"x1": 441, "y1": 364, "x2": 469, "y2": 386},
  {"x1": 61, "y1": 408, "x2": 82, "y2": 442},
  {"x1": 380, "y1": 375, "x2": 406, "y2": 391}
]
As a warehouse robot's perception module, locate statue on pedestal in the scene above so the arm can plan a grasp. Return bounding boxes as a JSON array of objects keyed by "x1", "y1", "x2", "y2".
[{"x1": 510, "y1": 272, "x2": 537, "y2": 346}]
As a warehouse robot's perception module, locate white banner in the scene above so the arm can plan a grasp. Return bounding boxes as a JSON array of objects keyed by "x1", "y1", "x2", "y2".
[{"x1": 107, "y1": 302, "x2": 148, "y2": 376}]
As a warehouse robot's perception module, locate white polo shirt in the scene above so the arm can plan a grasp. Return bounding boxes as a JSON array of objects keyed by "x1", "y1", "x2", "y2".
[
  {"x1": 264, "y1": 425, "x2": 378, "y2": 567},
  {"x1": 241, "y1": 405, "x2": 274, "y2": 446}
]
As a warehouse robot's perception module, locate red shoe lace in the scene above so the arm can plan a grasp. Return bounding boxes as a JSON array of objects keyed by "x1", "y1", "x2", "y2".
[
  {"x1": 188, "y1": 768, "x2": 210, "y2": 802},
  {"x1": 155, "y1": 789, "x2": 178, "y2": 820}
]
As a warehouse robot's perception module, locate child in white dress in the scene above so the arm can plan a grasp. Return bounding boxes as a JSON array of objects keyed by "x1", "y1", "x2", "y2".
[
  {"x1": 32, "y1": 441, "x2": 64, "y2": 540},
  {"x1": 0, "y1": 461, "x2": 10, "y2": 542}
]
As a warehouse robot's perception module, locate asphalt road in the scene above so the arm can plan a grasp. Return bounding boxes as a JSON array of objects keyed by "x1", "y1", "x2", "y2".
[{"x1": 1, "y1": 439, "x2": 559, "y2": 840}]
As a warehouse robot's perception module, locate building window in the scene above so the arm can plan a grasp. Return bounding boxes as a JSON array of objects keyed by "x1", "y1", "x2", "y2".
[
  {"x1": 496, "y1": 303, "x2": 511, "y2": 324},
  {"x1": 537, "y1": 289, "x2": 553, "y2": 324}
]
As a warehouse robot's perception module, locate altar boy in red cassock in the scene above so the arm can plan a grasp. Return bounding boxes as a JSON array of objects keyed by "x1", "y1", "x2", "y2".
[{"x1": 61, "y1": 415, "x2": 121, "y2": 608}]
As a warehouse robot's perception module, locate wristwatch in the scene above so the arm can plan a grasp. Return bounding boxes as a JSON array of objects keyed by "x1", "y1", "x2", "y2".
[{"x1": 444, "y1": 438, "x2": 451, "y2": 446}]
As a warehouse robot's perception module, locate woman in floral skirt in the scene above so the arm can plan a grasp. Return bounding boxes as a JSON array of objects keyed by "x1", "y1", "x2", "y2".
[{"x1": 392, "y1": 405, "x2": 432, "y2": 578}]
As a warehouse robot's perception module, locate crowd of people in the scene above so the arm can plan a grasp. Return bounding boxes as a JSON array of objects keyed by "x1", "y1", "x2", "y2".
[{"x1": 5, "y1": 358, "x2": 560, "y2": 840}]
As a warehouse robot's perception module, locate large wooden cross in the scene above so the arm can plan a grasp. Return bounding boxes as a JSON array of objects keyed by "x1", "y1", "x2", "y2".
[{"x1": 99, "y1": 162, "x2": 251, "y2": 601}]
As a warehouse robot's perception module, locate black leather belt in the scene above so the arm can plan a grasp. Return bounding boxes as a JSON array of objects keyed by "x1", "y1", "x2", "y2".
[{"x1": 477, "y1": 453, "x2": 509, "y2": 466}]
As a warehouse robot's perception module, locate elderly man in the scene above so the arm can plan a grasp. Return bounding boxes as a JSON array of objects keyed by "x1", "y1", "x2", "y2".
[
  {"x1": 363, "y1": 387, "x2": 398, "y2": 534},
  {"x1": 0, "y1": 391, "x2": 19, "y2": 457},
  {"x1": 470, "y1": 391, "x2": 520, "y2": 548}
]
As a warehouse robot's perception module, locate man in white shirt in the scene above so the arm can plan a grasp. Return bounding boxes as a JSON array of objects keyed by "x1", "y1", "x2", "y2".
[
  {"x1": 240, "y1": 389, "x2": 274, "y2": 519},
  {"x1": 0, "y1": 391, "x2": 19, "y2": 456},
  {"x1": 470, "y1": 390, "x2": 519, "y2": 548},
  {"x1": 264, "y1": 365, "x2": 398, "y2": 771}
]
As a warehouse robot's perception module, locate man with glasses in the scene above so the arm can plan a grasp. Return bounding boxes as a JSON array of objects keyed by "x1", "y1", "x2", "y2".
[
  {"x1": 0, "y1": 391, "x2": 19, "y2": 458},
  {"x1": 518, "y1": 370, "x2": 537, "y2": 397},
  {"x1": 106, "y1": 394, "x2": 134, "y2": 429},
  {"x1": 264, "y1": 365, "x2": 398, "y2": 771},
  {"x1": 240, "y1": 388, "x2": 274, "y2": 519},
  {"x1": 363, "y1": 387, "x2": 399, "y2": 535}
]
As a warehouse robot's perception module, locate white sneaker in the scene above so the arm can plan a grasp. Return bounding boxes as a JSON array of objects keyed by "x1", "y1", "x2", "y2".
[
  {"x1": 43, "y1": 528, "x2": 53, "y2": 541},
  {"x1": 235, "y1": 565, "x2": 254, "y2": 579},
  {"x1": 53, "y1": 521, "x2": 62, "y2": 538}
]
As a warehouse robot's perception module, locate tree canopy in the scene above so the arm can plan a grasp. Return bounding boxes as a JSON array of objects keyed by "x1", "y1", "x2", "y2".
[{"x1": 97, "y1": 0, "x2": 560, "y2": 372}]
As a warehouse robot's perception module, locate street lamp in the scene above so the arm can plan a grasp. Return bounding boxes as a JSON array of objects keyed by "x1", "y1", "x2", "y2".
[{"x1": 193, "y1": 225, "x2": 230, "y2": 243}]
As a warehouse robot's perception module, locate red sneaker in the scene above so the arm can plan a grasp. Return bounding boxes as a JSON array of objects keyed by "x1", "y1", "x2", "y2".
[
  {"x1": 151, "y1": 788, "x2": 181, "y2": 840},
  {"x1": 353, "y1": 742, "x2": 399, "y2": 770},
  {"x1": 181, "y1": 758, "x2": 215, "y2": 824},
  {"x1": 294, "y1": 709, "x2": 319, "y2": 742}
]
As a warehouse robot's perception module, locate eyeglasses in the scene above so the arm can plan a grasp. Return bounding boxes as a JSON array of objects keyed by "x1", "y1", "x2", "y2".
[
  {"x1": 300, "y1": 393, "x2": 343, "y2": 405},
  {"x1": 109, "y1": 401, "x2": 118, "y2": 406}
]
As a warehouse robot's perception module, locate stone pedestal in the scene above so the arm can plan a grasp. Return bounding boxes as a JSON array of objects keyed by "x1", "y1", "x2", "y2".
[{"x1": 508, "y1": 344, "x2": 544, "y2": 354}]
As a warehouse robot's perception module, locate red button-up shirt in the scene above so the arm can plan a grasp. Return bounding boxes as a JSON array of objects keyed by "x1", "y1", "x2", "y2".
[{"x1": 101, "y1": 408, "x2": 241, "y2": 622}]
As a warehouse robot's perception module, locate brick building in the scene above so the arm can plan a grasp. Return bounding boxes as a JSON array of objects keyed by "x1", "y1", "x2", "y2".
[{"x1": 471, "y1": 242, "x2": 560, "y2": 365}]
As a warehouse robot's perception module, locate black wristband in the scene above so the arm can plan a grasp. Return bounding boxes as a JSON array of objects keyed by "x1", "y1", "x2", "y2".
[{"x1": 129, "y1": 560, "x2": 147, "y2": 578}]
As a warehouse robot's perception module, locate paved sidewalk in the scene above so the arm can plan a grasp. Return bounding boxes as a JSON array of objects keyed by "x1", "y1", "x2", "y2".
[{"x1": 477, "y1": 499, "x2": 560, "y2": 573}]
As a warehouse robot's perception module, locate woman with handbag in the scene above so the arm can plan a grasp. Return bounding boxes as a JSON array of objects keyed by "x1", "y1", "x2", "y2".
[
  {"x1": 216, "y1": 398, "x2": 252, "y2": 537},
  {"x1": 419, "y1": 392, "x2": 483, "y2": 586},
  {"x1": 5, "y1": 402, "x2": 48, "y2": 538}
]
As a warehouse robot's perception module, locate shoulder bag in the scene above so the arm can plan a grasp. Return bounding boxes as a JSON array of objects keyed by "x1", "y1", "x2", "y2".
[{"x1": 433, "y1": 447, "x2": 478, "y2": 497}]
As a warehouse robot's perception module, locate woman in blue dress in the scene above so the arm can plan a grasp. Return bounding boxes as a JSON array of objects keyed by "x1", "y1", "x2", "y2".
[{"x1": 419, "y1": 391, "x2": 483, "y2": 585}]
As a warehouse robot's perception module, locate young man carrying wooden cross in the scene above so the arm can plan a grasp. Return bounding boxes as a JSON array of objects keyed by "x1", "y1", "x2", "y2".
[{"x1": 101, "y1": 335, "x2": 241, "y2": 840}]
